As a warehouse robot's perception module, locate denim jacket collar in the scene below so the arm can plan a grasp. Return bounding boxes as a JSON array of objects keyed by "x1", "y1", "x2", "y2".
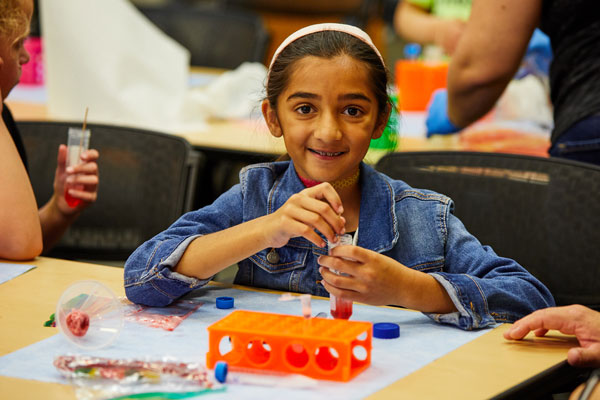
[{"x1": 267, "y1": 161, "x2": 398, "y2": 253}]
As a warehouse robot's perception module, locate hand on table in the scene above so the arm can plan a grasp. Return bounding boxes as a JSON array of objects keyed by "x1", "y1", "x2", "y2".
[{"x1": 504, "y1": 304, "x2": 600, "y2": 368}]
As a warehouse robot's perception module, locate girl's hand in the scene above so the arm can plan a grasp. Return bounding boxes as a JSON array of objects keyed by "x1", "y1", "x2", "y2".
[
  {"x1": 53, "y1": 145, "x2": 100, "y2": 215},
  {"x1": 318, "y1": 245, "x2": 408, "y2": 306},
  {"x1": 264, "y1": 182, "x2": 345, "y2": 248}
]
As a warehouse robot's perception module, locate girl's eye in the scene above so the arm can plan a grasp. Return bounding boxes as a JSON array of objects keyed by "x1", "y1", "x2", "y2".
[
  {"x1": 296, "y1": 105, "x2": 313, "y2": 114},
  {"x1": 344, "y1": 107, "x2": 362, "y2": 117}
]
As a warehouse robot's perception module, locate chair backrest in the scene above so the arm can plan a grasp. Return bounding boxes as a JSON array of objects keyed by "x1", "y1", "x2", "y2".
[
  {"x1": 375, "y1": 151, "x2": 600, "y2": 310},
  {"x1": 138, "y1": 6, "x2": 270, "y2": 68},
  {"x1": 18, "y1": 121, "x2": 203, "y2": 261}
]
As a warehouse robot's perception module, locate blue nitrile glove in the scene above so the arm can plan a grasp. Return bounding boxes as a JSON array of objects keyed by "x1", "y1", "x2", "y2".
[
  {"x1": 516, "y1": 28, "x2": 553, "y2": 79},
  {"x1": 527, "y1": 28, "x2": 552, "y2": 59},
  {"x1": 425, "y1": 89, "x2": 461, "y2": 137}
]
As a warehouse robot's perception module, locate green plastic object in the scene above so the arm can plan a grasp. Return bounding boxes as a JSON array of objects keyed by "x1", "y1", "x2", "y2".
[{"x1": 370, "y1": 94, "x2": 399, "y2": 151}]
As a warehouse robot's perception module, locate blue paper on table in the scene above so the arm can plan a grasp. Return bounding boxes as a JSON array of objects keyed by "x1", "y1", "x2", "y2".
[
  {"x1": 0, "y1": 286, "x2": 490, "y2": 399},
  {"x1": 0, "y1": 263, "x2": 35, "y2": 285}
]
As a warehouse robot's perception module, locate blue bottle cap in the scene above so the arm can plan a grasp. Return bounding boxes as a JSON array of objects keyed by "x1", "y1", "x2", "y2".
[
  {"x1": 373, "y1": 322, "x2": 400, "y2": 339},
  {"x1": 216, "y1": 296, "x2": 234, "y2": 309},
  {"x1": 403, "y1": 43, "x2": 422, "y2": 60},
  {"x1": 214, "y1": 361, "x2": 228, "y2": 383}
]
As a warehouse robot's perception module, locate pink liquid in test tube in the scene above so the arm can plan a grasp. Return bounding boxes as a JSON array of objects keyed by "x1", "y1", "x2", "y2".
[
  {"x1": 328, "y1": 234, "x2": 354, "y2": 319},
  {"x1": 64, "y1": 128, "x2": 90, "y2": 208}
]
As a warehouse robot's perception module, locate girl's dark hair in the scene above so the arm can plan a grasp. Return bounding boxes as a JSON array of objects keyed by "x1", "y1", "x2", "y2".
[{"x1": 266, "y1": 30, "x2": 391, "y2": 121}]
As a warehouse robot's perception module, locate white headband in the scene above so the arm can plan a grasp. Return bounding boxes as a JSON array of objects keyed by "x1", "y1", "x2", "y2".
[{"x1": 268, "y1": 23, "x2": 385, "y2": 72}]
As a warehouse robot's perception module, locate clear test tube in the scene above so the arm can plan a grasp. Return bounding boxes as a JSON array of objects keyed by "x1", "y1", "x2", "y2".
[
  {"x1": 64, "y1": 127, "x2": 91, "y2": 208},
  {"x1": 327, "y1": 234, "x2": 354, "y2": 319}
]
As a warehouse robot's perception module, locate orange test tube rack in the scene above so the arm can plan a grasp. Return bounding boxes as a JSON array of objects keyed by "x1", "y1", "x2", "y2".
[
  {"x1": 395, "y1": 59, "x2": 448, "y2": 111},
  {"x1": 206, "y1": 310, "x2": 372, "y2": 382}
]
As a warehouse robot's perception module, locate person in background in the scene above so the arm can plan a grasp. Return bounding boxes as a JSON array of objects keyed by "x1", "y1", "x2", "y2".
[
  {"x1": 393, "y1": 0, "x2": 471, "y2": 57},
  {"x1": 505, "y1": 304, "x2": 600, "y2": 400},
  {"x1": 426, "y1": 0, "x2": 600, "y2": 165},
  {"x1": 124, "y1": 23, "x2": 554, "y2": 331},
  {"x1": 0, "y1": 0, "x2": 99, "y2": 260}
]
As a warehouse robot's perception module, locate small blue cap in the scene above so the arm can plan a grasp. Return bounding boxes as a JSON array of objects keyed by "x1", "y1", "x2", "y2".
[
  {"x1": 373, "y1": 322, "x2": 400, "y2": 339},
  {"x1": 216, "y1": 296, "x2": 234, "y2": 309},
  {"x1": 214, "y1": 361, "x2": 228, "y2": 383},
  {"x1": 403, "y1": 43, "x2": 422, "y2": 60}
]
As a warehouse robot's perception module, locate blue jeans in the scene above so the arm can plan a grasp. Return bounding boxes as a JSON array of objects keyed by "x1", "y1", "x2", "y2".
[{"x1": 549, "y1": 115, "x2": 600, "y2": 165}]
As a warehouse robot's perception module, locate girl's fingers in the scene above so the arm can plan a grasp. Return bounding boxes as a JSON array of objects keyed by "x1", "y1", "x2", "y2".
[
  {"x1": 311, "y1": 182, "x2": 344, "y2": 214},
  {"x1": 319, "y1": 268, "x2": 359, "y2": 298},
  {"x1": 329, "y1": 245, "x2": 366, "y2": 263},
  {"x1": 288, "y1": 207, "x2": 337, "y2": 244},
  {"x1": 287, "y1": 219, "x2": 327, "y2": 247},
  {"x1": 318, "y1": 254, "x2": 357, "y2": 276},
  {"x1": 298, "y1": 196, "x2": 345, "y2": 236}
]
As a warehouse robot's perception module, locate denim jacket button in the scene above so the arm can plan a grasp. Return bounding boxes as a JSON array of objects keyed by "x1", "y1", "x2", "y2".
[{"x1": 266, "y1": 248, "x2": 280, "y2": 264}]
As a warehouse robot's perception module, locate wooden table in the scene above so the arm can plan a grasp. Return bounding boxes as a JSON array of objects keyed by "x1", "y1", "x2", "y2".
[{"x1": 0, "y1": 257, "x2": 578, "y2": 399}]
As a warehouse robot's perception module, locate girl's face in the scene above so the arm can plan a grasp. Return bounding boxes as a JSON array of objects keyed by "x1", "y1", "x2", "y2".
[
  {"x1": 0, "y1": 0, "x2": 32, "y2": 99},
  {"x1": 263, "y1": 54, "x2": 388, "y2": 184}
]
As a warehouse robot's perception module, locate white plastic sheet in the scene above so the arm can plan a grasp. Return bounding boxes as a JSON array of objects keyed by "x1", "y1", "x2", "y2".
[{"x1": 40, "y1": 0, "x2": 190, "y2": 131}]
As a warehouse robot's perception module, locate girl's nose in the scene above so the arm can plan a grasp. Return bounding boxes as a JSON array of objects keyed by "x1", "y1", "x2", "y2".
[
  {"x1": 20, "y1": 46, "x2": 30, "y2": 65},
  {"x1": 314, "y1": 112, "x2": 342, "y2": 141}
]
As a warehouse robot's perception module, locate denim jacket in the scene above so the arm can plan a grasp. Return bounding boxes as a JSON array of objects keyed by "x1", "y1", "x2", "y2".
[{"x1": 124, "y1": 161, "x2": 554, "y2": 330}]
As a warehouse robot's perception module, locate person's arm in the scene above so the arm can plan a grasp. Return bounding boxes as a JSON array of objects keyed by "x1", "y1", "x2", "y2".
[
  {"x1": 394, "y1": 1, "x2": 466, "y2": 55},
  {"x1": 38, "y1": 145, "x2": 99, "y2": 253},
  {"x1": 504, "y1": 305, "x2": 600, "y2": 368},
  {"x1": 125, "y1": 182, "x2": 345, "y2": 306},
  {"x1": 0, "y1": 104, "x2": 42, "y2": 260},
  {"x1": 447, "y1": 0, "x2": 542, "y2": 127},
  {"x1": 175, "y1": 183, "x2": 345, "y2": 279}
]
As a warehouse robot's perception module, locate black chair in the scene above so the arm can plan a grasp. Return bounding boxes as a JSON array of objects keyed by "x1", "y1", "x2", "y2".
[
  {"x1": 375, "y1": 151, "x2": 600, "y2": 310},
  {"x1": 18, "y1": 121, "x2": 204, "y2": 262},
  {"x1": 138, "y1": 6, "x2": 270, "y2": 68},
  {"x1": 221, "y1": 0, "x2": 379, "y2": 28}
]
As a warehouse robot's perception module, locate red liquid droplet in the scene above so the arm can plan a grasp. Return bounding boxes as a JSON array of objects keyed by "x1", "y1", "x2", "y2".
[{"x1": 64, "y1": 189, "x2": 81, "y2": 208}]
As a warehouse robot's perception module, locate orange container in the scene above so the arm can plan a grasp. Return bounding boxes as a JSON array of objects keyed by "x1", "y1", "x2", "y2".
[
  {"x1": 206, "y1": 310, "x2": 372, "y2": 382},
  {"x1": 395, "y1": 60, "x2": 448, "y2": 111}
]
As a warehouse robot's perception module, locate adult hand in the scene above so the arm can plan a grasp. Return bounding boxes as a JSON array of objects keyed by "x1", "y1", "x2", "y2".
[
  {"x1": 53, "y1": 145, "x2": 99, "y2": 215},
  {"x1": 504, "y1": 305, "x2": 600, "y2": 368},
  {"x1": 265, "y1": 183, "x2": 345, "y2": 249},
  {"x1": 425, "y1": 89, "x2": 461, "y2": 137}
]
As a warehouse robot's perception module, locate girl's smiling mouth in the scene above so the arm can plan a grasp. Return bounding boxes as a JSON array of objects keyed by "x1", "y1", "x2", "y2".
[{"x1": 308, "y1": 148, "x2": 346, "y2": 157}]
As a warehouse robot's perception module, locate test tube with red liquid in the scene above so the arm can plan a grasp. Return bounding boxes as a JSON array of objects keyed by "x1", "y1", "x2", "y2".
[
  {"x1": 328, "y1": 234, "x2": 354, "y2": 319},
  {"x1": 64, "y1": 127, "x2": 91, "y2": 208}
]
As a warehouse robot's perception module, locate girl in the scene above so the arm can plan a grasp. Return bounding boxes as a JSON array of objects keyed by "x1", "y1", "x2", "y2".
[{"x1": 124, "y1": 23, "x2": 554, "y2": 330}]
